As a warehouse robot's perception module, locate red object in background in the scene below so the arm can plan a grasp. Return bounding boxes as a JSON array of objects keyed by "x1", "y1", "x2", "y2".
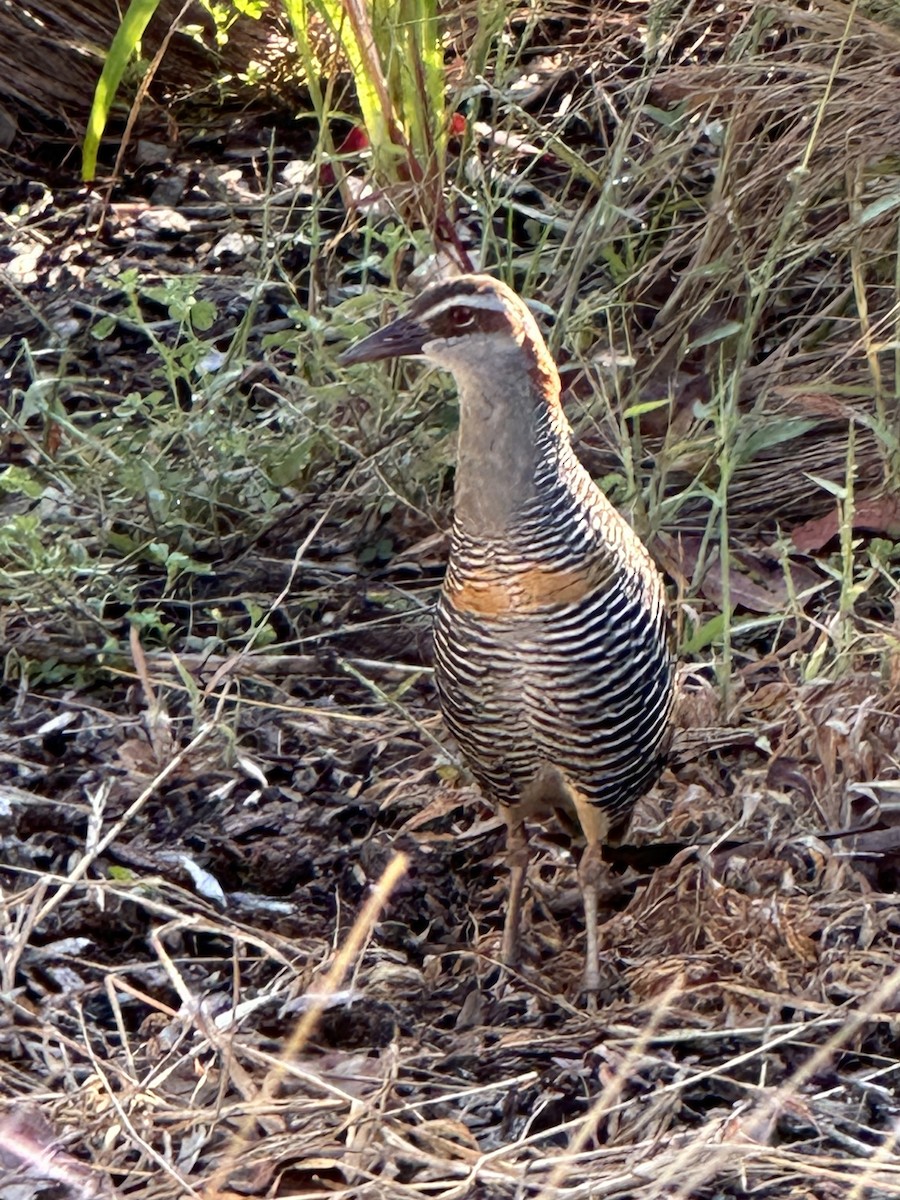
[
  {"x1": 336, "y1": 125, "x2": 370, "y2": 155},
  {"x1": 318, "y1": 116, "x2": 468, "y2": 189},
  {"x1": 319, "y1": 125, "x2": 370, "y2": 188}
]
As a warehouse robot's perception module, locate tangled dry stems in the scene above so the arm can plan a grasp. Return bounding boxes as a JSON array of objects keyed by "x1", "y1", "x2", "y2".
[{"x1": 2, "y1": 1, "x2": 900, "y2": 1197}]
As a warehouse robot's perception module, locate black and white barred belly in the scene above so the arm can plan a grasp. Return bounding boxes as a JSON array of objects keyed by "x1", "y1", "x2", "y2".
[{"x1": 433, "y1": 556, "x2": 673, "y2": 827}]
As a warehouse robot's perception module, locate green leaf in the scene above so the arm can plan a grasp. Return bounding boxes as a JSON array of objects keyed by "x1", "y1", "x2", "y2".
[
  {"x1": 688, "y1": 321, "x2": 743, "y2": 350},
  {"x1": 0, "y1": 467, "x2": 43, "y2": 498},
  {"x1": 251, "y1": 621, "x2": 277, "y2": 648},
  {"x1": 107, "y1": 866, "x2": 137, "y2": 881},
  {"x1": 805, "y1": 473, "x2": 847, "y2": 499},
  {"x1": 623, "y1": 397, "x2": 670, "y2": 419},
  {"x1": 858, "y1": 191, "x2": 900, "y2": 226},
  {"x1": 164, "y1": 550, "x2": 212, "y2": 586},
  {"x1": 269, "y1": 440, "x2": 314, "y2": 486},
  {"x1": 642, "y1": 103, "x2": 687, "y2": 128},
  {"x1": 82, "y1": 0, "x2": 162, "y2": 182},
  {"x1": 739, "y1": 418, "x2": 819, "y2": 460},
  {"x1": 106, "y1": 530, "x2": 140, "y2": 556},
  {"x1": 91, "y1": 315, "x2": 118, "y2": 339},
  {"x1": 190, "y1": 299, "x2": 217, "y2": 331},
  {"x1": 680, "y1": 612, "x2": 726, "y2": 654},
  {"x1": 289, "y1": 0, "x2": 445, "y2": 188}
]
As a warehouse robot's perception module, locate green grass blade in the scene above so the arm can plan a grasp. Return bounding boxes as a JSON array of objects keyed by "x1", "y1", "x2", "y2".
[
  {"x1": 281, "y1": 0, "x2": 330, "y2": 120},
  {"x1": 325, "y1": 0, "x2": 399, "y2": 168},
  {"x1": 396, "y1": 0, "x2": 444, "y2": 166},
  {"x1": 290, "y1": 0, "x2": 444, "y2": 188},
  {"x1": 82, "y1": 0, "x2": 162, "y2": 183}
]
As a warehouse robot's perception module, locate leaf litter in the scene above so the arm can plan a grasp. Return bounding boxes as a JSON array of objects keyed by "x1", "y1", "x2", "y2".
[{"x1": 2, "y1": 2, "x2": 900, "y2": 1197}]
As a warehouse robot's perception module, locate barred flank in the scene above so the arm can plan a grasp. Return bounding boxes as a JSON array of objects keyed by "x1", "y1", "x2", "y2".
[{"x1": 434, "y1": 425, "x2": 675, "y2": 830}]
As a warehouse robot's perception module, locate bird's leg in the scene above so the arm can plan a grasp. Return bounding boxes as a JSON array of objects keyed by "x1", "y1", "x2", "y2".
[
  {"x1": 578, "y1": 842, "x2": 603, "y2": 1005},
  {"x1": 501, "y1": 810, "x2": 528, "y2": 967},
  {"x1": 570, "y1": 789, "x2": 611, "y2": 1006}
]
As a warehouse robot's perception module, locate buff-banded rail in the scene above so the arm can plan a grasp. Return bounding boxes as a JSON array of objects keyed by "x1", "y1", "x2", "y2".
[{"x1": 339, "y1": 274, "x2": 675, "y2": 999}]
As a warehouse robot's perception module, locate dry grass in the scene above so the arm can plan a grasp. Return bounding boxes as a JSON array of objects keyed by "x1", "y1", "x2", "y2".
[{"x1": 2, "y1": 1, "x2": 900, "y2": 1197}]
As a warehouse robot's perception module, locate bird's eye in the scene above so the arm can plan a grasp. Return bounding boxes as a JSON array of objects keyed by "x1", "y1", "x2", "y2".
[{"x1": 449, "y1": 307, "x2": 475, "y2": 329}]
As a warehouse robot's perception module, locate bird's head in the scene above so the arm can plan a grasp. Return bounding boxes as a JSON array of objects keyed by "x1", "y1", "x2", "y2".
[{"x1": 338, "y1": 274, "x2": 556, "y2": 389}]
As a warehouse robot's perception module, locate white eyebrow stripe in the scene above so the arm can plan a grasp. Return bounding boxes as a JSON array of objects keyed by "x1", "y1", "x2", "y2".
[{"x1": 415, "y1": 292, "x2": 510, "y2": 323}]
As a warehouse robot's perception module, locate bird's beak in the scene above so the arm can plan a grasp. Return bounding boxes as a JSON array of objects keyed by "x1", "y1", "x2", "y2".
[{"x1": 338, "y1": 313, "x2": 429, "y2": 366}]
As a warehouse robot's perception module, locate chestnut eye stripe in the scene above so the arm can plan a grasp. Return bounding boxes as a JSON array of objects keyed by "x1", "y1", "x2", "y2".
[
  {"x1": 416, "y1": 295, "x2": 516, "y2": 339},
  {"x1": 410, "y1": 289, "x2": 512, "y2": 324}
]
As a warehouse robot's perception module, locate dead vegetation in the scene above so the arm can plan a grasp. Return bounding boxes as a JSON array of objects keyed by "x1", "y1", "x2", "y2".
[{"x1": 2, "y1": 1, "x2": 900, "y2": 1197}]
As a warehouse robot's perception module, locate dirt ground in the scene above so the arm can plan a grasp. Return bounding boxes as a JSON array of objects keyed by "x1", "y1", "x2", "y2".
[{"x1": 4, "y1": 7, "x2": 900, "y2": 1198}]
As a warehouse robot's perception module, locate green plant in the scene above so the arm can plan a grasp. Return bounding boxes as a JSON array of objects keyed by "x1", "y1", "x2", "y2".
[
  {"x1": 83, "y1": 0, "x2": 450, "y2": 226},
  {"x1": 82, "y1": 0, "x2": 161, "y2": 182},
  {"x1": 284, "y1": 0, "x2": 445, "y2": 188}
]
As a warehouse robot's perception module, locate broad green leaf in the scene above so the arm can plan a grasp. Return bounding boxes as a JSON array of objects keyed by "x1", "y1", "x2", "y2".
[
  {"x1": 0, "y1": 467, "x2": 43, "y2": 498},
  {"x1": 83, "y1": 0, "x2": 162, "y2": 182},
  {"x1": 189, "y1": 299, "x2": 217, "y2": 331}
]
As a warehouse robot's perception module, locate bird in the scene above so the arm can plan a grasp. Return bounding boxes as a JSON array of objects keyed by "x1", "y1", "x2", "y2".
[{"x1": 339, "y1": 274, "x2": 675, "y2": 998}]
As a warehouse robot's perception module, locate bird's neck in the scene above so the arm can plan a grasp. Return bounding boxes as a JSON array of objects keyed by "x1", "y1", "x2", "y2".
[{"x1": 452, "y1": 352, "x2": 573, "y2": 538}]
